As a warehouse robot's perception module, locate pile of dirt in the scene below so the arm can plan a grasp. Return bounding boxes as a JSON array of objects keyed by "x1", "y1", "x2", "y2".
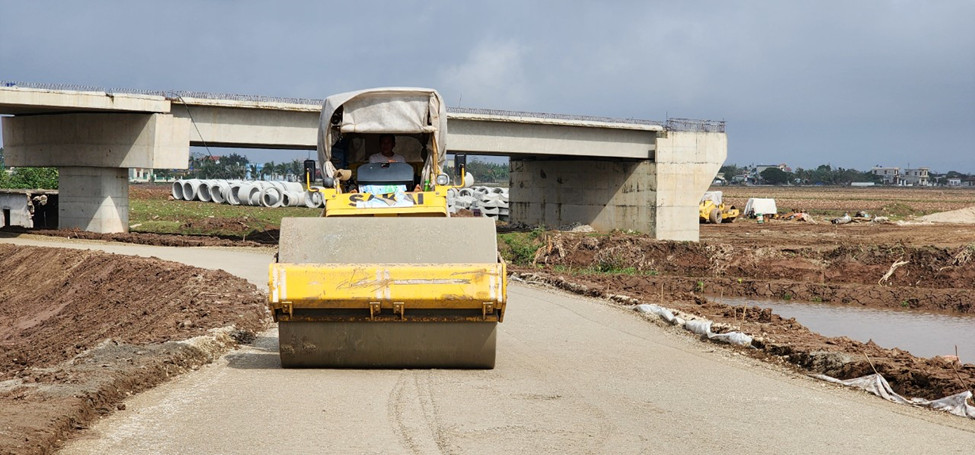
[
  {"x1": 2, "y1": 226, "x2": 272, "y2": 248},
  {"x1": 524, "y1": 231, "x2": 975, "y2": 314},
  {"x1": 513, "y1": 270, "x2": 975, "y2": 402},
  {"x1": 915, "y1": 206, "x2": 975, "y2": 224},
  {"x1": 506, "y1": 222, "x2": 975, "y2": 407},
  {"x1": 0, "y1": 244, "x2": 270, "y2": 455}
]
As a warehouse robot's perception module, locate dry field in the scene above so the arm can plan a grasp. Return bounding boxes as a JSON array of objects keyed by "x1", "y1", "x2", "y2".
[{"x1": 716, "y1": 185, "x2": 975, "y2": 218}]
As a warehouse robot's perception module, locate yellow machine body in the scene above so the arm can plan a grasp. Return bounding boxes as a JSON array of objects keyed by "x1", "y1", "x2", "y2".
[{"x1": 268, "y1": 88, "x2": 506, "y2": 368}]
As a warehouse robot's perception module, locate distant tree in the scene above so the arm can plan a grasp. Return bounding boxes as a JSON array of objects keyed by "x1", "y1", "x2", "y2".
[
  {"x1": 760, "y1": 167, "x2": 791, "y2": 185},
  {"x1": 262, "y1": 162, "x2": 276, "y2": 180},
  {"x1": 719, "y1": 164, "x2": 741, "y2": 178},
  {"x1": 0, "y1": 167, "x2": 59, "y2": 189},
  {"x1": 465, "y1": 159, "x2": 509, "y2": 184},
  {"x1": 154, "y1": 169, "x2": 175, "y2": 181},
  {"x1": 221, "y1": 153, "x2": 249, "y2": 167},
  {"x1": 288, "y1": 160, "x2": 303, "y2": 180}
]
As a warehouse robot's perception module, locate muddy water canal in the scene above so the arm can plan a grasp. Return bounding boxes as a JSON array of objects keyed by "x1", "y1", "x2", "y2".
[{"x1": 717, "y1": 297, "x2": 975, "y2": 364}]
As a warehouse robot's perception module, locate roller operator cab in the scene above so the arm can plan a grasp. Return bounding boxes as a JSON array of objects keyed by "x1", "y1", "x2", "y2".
[{"x1": 268, "y1": 88, "x2": 507, "y2": 368}]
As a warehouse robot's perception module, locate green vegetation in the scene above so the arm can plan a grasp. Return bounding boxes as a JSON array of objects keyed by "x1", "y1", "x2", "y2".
[
  {"x1": 128, "y1": 197, "x2": 317, "y2": 239},
  {"x1": 591, "y1": 251, "x2": 632, "y2": 274},
  {"x1": 760, "y1": 167, "x2": 790, "y2": 185},
  {"x1": 550, "y1": 264, "x2": 653, "y2": 277},
  {"x1": 722, "y1": 163, "x2": 884, "y2": 186},
  {"x1": 175, "y1": 152, "x2": 308, "y2": 181},
  {"x1": 498, "y1": 227, "x2": 546, "y2": 265},
  {"x1": 0, "y1": 166, "x2": 59, "y2": 189},
  {"x1": 0, "y1": 147, "x2": 60, "y2": 189},
  {"x1": 879, "y1": 202, "x2": 921, "y2": 218},
  {"x1": 445, "y1": 158, "x2": 509, "y2": 184}
]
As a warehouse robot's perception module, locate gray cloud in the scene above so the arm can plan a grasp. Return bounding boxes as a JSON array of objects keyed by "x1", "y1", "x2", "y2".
[{"x1": 1, "y1": 0, "x2": 972, "y2": 171}]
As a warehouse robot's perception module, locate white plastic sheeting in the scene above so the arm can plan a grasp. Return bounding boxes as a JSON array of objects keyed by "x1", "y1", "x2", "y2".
[
  {"x1": 634, "y1": 304, "x2": 754, "y2": 347},
  {"x1": 633, "y1": 302, "x2": 973, "y2": 420},
  {"x1": 815, "y1": 373, "x2": 975, "y2": 419},
  {"x1": 743, "y1": 198, "x2": 777, "y2": 217},
  {"x1": 700, "y1": 191, "x2": 723, "y2": 204}
]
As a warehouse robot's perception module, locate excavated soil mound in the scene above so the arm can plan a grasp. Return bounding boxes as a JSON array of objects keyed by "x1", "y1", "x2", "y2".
[
  {"x1": 508, "y1": 225, "x2": 975, "y2": 407},
  {"x1": 513, "y1": 271, "x2": 975, "y2": 403},
  {"x1": 7, "y1": 227, "x2": 274, "y2": 248},
  {"x1": 0, "y1": 244, "x2": 270, "y2": 455},
  {"x1": 916, "y1": 206, "x2": 975, "y2": 224},
  {"x1": 524, "y1": 231, "x2": 975, "y2": 313}
]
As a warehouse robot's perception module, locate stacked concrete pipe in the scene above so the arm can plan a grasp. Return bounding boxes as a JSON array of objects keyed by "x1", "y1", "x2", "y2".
[
  {"x1": 171, "y1": 179, "x2": 326, "y2": 208},
  {"x1": 171, "y1": 179, "x2": 509, "y2": 216},
  {"x1": 445, "y1": 186, "x2": 509, "y2": 219}
]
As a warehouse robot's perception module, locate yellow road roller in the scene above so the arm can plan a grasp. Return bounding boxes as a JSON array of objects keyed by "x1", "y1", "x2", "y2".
[{"x1": 268, "y1": 88, "x2": 507, "y2": 368}]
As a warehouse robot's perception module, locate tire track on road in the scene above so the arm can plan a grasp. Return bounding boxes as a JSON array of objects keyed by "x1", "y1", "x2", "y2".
[{"x1": 387, "y1": 370, "x2": 446, "y2": 454}]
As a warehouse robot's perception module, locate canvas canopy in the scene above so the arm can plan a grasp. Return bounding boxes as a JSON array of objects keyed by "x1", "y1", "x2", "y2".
[
  {"x1": 317, "y1": 88, "x2": 447, "y2": 187},
  {"x1": 743, "y1": 198, "x2": 777, "y2": 216},
  {"x1": 701, "y1": 191, "x2": 723, "y2": 204}
]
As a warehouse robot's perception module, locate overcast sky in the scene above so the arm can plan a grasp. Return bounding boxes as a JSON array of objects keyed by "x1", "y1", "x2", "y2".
[{"x1": 2, "y1": 0, "x2": 973, "y2": 172}]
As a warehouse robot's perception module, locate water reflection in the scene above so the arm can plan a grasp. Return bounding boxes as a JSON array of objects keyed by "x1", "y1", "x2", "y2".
[{"x1": 716, "y1": 297, "x2": 975, "y2": 364}]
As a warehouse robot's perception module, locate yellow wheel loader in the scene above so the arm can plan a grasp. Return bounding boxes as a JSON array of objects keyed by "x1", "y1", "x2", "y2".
[
  {"x1": 268, "y1": 88, "x2": 506, "y2": 368},
  {"x1": 699, "y1": 191, "x2": 739, "y2": 224}
]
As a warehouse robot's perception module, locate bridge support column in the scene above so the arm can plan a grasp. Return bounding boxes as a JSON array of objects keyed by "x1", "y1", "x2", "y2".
[
  {"x1": 509, "y1": 130, "x2": 726, "y2": 241},
  {"x1": 1, "y1": 112, "x2": 189, "y2": 233},
  {"x1": 58, "y1": 167, "x2": 129, "y2": 233},
  {"x1": 509, "y1": 158, "x2": 657, "y2": 234}
]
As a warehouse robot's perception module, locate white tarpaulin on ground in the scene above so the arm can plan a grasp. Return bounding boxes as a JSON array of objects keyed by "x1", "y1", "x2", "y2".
[
  {"x1": 815, "y1": 373, "x2": 975, "y2": 419},
  {"x1": 701, "y1": 191, "x2": 723, "y2": 204},
  {"x1": 743, "y1": 198, "x2": 777, "y2": 217}
]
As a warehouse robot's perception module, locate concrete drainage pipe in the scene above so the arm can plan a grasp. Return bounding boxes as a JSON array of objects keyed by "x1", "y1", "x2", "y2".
[
  {"x1": 172, "y1": 180, "x2": 185, "y2": 200},
  {"x1": 243, "y1": 182, "x2": 265, "y2": 206},
  {"x1": 227, "y1": 181, "x2": 244, "y2": 205},
  {"x1": 182, "y1": 179, "x2": 202, "y2": 201},
  {"x1": 261, "y1": 186, "x2": 284, "y2": 208},
  {"x1": 197, "y1": 180, "x2": 217, "y2": 203},
  {"x1": 281, "y1": 191, "x2": 303, "y2": 207},
  {"x1": 303, "y1": 191, "x2": 324, "y2": 208},
  {"x1": 209, "y1": 181, "x2": 231, "y2": 204}
]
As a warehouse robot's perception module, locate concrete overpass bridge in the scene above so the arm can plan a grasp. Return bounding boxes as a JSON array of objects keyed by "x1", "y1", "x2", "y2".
[{"x1": 0, "y1": 81, "x2": 726, "y2": 240}]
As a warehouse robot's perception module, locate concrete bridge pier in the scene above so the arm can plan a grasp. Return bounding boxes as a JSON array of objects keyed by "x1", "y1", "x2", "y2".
[
  {"x1": 509, "y1": 130, "x2": 726, "y2": 241},
  {"x1": 2, "y1": 112, "x2": 190, "y2": 233},
  {"x1": 58, "y1": 167, "x2": 130, "y2": 232}
]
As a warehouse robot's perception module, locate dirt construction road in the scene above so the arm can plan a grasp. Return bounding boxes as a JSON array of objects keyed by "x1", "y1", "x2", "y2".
[{"x1": 1, "y1": 237, "x2": 972, "y2": 454}]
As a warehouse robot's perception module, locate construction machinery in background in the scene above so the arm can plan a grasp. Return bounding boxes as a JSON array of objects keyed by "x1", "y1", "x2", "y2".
[
  {"x1": 268, "y1": 88, "x2": 506, "y2": 368},
  {"x1": 700, "y1": 191, "x2": 739, "y2": 224}
]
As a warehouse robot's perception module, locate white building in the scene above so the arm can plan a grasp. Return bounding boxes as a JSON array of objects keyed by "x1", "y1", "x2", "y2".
[
  {"x1": 871, "y1": 166, "x2": 900, "y2": 185},
  {"x1": 901, "y1": 168, "x2": 930, "y2": 186}
]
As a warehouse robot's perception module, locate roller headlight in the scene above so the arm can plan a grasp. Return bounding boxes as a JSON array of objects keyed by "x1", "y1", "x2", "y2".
[{"x1": 435, "y1": 173, "x2": 450, "y2": 186}]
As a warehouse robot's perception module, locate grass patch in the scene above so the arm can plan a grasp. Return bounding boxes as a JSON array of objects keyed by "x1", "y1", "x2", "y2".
[
  {"x1": 129, "y1": 198, "x2": 319, "y2": 238},
  {"x1": 498, "y1": 227, "x2": 546, "y2": 266},
  {"x1": 550, "y1": 265, "x2": 657, "y2": 277},
  {"x1": 879, "y1": 202, "x2": 920, "y2": 219}
]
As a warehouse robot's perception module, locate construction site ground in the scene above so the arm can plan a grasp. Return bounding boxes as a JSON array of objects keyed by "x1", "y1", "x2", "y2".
[{"x1": 1, "y1": 184, "x2": 974, "y2": 453}]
